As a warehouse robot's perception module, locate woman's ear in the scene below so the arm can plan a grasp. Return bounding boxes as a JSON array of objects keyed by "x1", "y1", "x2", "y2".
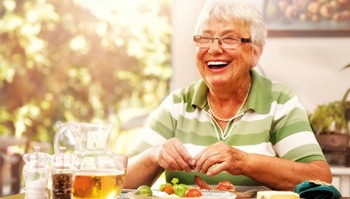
[{"x1": 251, "y1": 44, "x2": 263, "y2": 68}]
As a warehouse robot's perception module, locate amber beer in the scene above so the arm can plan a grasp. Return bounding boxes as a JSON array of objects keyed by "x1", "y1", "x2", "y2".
[{"x1": 73, "y1": 172, "x2": 125, "y2": 199}]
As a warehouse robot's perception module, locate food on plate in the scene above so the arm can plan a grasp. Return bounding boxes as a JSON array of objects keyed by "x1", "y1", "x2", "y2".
[
  {"x1": 194, "y1": 176, "x2": 213, "y2": 190},
  {"x1": 160, "y1": 183, "x2": 174, "y2": 195},
  {"x1": 185, "y1": 187, "x2": 203, "y2": 197},
  {"x1": 216, "y1": 180, "x2": 235, "y2": 192},
  {"x1": 257, "y1": 191, "x2": 300, "y2": 199},
  {"x1": 194, "y1": 175, "x2": 253, "y2": 198},
  {"x1": 135, "y1": 185, "x2": 153, "y2": 196},
  {"x1": 136, "y1": 176, "x2": 261, "y2": 198},
  {"x1": 159, "y1": 178, "x2": 190, "y2": 197},
  {"x1": 194, "y1": 175, "x2": 235, "y2": 192},
  {"x1": 173, "y1": 184, "x2": 189, "y2": 197}
]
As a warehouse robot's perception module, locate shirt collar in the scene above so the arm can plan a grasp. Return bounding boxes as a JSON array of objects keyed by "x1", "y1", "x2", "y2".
[{"x1": 192, "y1": 69, "x2": 273, "y2": 114}]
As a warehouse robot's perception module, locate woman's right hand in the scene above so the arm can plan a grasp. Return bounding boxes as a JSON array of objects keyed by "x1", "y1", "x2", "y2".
[{"x1": 153, "y1": 138, "x2": 193, "y2": 172}]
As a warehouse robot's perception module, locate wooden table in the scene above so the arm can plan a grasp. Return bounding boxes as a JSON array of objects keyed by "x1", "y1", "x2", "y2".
[
  {"x1": 3, "y1": 192, "x2": 350, "y2": 199},
  {"x1": 0, "y1": 192, "x2": 254, "y2": 199},
  {"x1": 0, "y1": 193, "x2": 25, "y2": 199}
]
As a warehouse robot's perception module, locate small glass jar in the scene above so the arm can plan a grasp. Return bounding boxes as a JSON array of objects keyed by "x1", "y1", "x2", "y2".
[
  {"x1": 23, "y1": 146, "x2": 51, "y2": 199},
  {"x1": 51, "y1": 147, "x2": 75, "y2": 199}
]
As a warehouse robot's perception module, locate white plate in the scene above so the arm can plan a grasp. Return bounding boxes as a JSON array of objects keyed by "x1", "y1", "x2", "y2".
[
  {"x1": 122, "y1": 189, "x2": 236, "y2": 199},
  {"x1": 201, "y1": 189, "x2": 236, "y2": 198}
]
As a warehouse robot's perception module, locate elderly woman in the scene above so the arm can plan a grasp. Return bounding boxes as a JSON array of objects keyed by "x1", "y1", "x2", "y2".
[{"x1": 124, "y1": 0, "x2": 332, "y2": 191}]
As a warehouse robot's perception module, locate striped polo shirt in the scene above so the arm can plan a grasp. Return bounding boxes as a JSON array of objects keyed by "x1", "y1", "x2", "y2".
[{"x1": 129, "y1": 69, "x2": 325, "y2": 186}]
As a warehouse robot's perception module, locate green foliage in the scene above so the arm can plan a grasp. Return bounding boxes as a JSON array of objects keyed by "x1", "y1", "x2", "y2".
[
  {"x1": 309, "y1": 101, "x2": 349, "y2": 134},
  {"x1": 0, "y1": 0, "x2": 172, "y2": 149},
  {"x1": 309, "y1": 63, "x2": 350, "y2": 135}
]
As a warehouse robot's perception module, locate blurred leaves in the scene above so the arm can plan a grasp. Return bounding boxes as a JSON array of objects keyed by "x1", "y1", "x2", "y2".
[
  {"x1": 0, "y1": 0, "x2": 172, "y2": 148},
  {"x1": 309, "y1": 101, "x2": 350, "y2": 134},
  {"x1": 309, "y1": 63, "x2": 350, "y2": 135}
]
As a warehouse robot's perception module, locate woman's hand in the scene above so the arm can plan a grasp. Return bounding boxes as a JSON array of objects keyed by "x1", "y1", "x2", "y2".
[
  {"x1": 192, "y1": 141, "x2": 248, "y2": 176},
  {"x1": 153, "y1": 138, "x2": 193, "y2": 172}
]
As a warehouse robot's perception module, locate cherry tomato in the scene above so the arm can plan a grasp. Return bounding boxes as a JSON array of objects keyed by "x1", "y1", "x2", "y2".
[
  {"x1": 160, "y1": 183, "x2": 174, "y2": 195},
  {"x1": 216, "y1": 180, "x2": 235, "y2": 191},
  {"x1": 185, "y1": 187, "x2": 203, "y2": 197}
]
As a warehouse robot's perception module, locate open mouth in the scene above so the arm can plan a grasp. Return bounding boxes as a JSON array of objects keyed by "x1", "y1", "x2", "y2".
[{"x1": 207, "y1": 61, "x2": 229, "y2": 69}]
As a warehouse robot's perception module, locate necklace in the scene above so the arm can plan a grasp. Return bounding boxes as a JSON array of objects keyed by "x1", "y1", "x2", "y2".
[{"x1": 207, "y1": 82, "x2": 251, "y2": 122}]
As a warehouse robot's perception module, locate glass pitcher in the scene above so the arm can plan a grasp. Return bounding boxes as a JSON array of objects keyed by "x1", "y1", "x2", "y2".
[{"x1": 54, "y1": 122, "x2": 127, "y2": 199}]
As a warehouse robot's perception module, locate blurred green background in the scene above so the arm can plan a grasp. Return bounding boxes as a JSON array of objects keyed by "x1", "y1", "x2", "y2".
[{"x1": 0, "y1": 0, "x2": 173, "y2": 155}]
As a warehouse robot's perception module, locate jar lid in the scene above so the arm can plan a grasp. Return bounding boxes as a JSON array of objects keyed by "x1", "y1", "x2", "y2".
[
  {"x1": 52, "y1": 147, "x2": 76, "y2": 169},
  {"x1": 23, "y1": 146, "x2": 51, "y2": 169}
]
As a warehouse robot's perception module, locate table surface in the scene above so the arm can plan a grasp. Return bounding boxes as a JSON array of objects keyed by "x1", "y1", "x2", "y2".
[
  {"x1": 1, "y1": 189, "x2": 254, "y2": 199},
  {"x1": 2, "y1": 192, "x2": 350, "y2": 199},
  {"x1": 1, "y1": 193, "x2": 254, "y2": 199},
  {"x1": 0, "y1": 193, "x2": 25, "y2": 199},
  {"x1": 1, "y1": 193, "x2": 350, "y2": 199}
]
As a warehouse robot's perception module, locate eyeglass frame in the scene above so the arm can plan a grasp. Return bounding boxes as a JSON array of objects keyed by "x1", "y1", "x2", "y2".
[{"x1": 193, "y1": 35, "x2": 251, "y2": 50}]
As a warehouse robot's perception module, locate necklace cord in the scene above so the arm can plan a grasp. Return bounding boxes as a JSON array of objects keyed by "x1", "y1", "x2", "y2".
[{"x1": 207, "y1": 82, "x2": 251, "y2": 122}]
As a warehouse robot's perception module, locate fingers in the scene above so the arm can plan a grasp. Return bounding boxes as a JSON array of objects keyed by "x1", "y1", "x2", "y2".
[
  {"x1": 194, "y1": 150, "x2": 221, "y2": 173},
  {"x1": 157, "y1": 146, "x2": 180, "y2": 170},
  {"x1": 157, "y1": 138, "x2": 193, "y2": 172},
  {"x1": 173, "y1": 144, "x2": 193, "y2": 172},
  {"x1": 192, "y1": 142, "x2": 221, "y2": 172},
  {"x1": 206, "y1": 161, "x2": 228, "y2": 176},
  {"x1": 192, "y1": 142, "x2": 238, "y2": 175}
]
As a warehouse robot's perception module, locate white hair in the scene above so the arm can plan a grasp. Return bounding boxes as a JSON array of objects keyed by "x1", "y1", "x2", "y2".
[{"x1": 194, "y1": 0, "x2": 267, "y2": 46}]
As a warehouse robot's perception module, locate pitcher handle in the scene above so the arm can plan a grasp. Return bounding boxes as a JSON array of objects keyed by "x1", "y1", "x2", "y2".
[{"x1": 54, "y1": 122, "x2": 74, "y2": 154}]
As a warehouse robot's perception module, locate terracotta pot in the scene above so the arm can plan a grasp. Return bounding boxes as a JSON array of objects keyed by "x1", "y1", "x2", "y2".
[
  {"x1": 315, "y1": 134, "x2": 350, "y2": 166},
  {"x1": 322, "y1": 147, "x2": 350, "y2": 166},
  {"x1": 315, "y1": 133, "x2": 349, "y2": 148}
]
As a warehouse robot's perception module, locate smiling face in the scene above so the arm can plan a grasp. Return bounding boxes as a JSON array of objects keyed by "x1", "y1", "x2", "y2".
[{"x1": 195, "y1": 18, "x2": 262, "y2": 91}]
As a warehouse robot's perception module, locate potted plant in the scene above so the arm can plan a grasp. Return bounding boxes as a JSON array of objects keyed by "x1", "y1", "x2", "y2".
[{"x1": 309, "y1": 63, "x2": 350, "y2": 166}]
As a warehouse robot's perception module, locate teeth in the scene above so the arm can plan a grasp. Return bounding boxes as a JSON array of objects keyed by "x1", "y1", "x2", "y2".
[{"x1": 207, "y1": 61, "x2": 228, "y2": 65}]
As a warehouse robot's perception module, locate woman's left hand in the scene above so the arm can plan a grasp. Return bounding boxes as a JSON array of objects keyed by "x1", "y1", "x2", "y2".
[{"x1": 192, "y1": 141, "x2": 248, "y2": 176}]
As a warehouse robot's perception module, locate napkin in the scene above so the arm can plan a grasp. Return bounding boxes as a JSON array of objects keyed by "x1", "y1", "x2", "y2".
[{"x1": 294, "y1": 180, "x2": 342, "y2": 199}]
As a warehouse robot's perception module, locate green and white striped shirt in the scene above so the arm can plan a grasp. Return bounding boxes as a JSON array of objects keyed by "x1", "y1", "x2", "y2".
[{"x1": 129, "y1": 69, "x2": 325, "y2": 186}]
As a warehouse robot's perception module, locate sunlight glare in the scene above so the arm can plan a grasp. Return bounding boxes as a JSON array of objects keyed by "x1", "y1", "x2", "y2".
[
  {"x1": 27, "y1": 9, "x2": 40, "y2": 23},
  {"x1": 3, "y1": 0, "x2": 16, "y2": 11},
  {"x1": 70, "y1": 35, "x2": 88, "y2": 52},
  {"x1": 20, "y1": 23, "x2": 41, "y2": 36},
  {"x1": 27, "y1": 37, "x2": 45, "y2": 53},
  {"x1": 96, "y1": 22, "x2": 108, "y2": 36},
  {"x1": 74, "y1": 0, "x2": 150, "y2": 26}
]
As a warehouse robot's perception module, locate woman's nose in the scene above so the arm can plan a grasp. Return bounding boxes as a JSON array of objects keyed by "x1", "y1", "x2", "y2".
[{"x1": 208, "y1": 39, "x2": 224, "y2": 55}]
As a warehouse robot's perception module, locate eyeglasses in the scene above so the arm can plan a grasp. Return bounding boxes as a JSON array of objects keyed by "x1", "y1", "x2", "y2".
[{"x1": 193, "y1": 35, "x2": 251, "y2": 49}]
